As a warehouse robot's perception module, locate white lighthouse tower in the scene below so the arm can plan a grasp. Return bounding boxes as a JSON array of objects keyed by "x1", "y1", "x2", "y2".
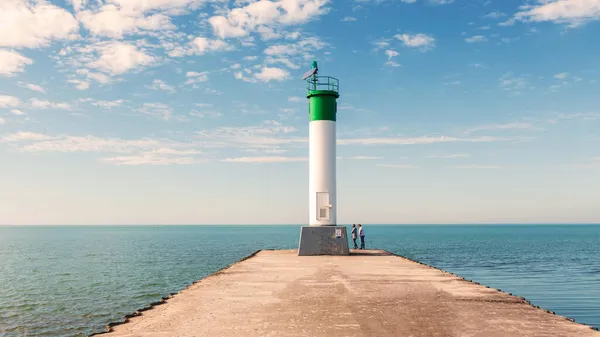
[{"x1": 298, "y1": 61, "x2": 349, "y2": 256}]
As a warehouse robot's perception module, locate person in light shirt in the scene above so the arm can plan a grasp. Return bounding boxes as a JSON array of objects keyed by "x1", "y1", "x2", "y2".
[{"x1": 358, "y1": 224, "x2": 365, "y2": 249}]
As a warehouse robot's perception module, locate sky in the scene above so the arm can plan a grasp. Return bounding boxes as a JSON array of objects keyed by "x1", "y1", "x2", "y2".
[{"x1": 1, "y1": 0, "x2": 600, "y2": 225}]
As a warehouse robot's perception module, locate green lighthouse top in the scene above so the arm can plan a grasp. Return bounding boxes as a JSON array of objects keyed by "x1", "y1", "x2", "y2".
[{"x1": 300, "y1": 61, "x2": 339, "y2": 98}]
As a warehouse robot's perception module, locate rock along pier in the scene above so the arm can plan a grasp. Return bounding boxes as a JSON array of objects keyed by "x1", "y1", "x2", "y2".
[{"x1": 92, "y1": 250, "x2": 599, "y2": 337}]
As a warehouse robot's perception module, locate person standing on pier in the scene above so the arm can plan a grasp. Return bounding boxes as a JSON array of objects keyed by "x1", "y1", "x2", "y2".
[
  {"x1": 351, "y1": 224, "x2": 358, "y2": 249},
  {"x1": 358, "y1": 224, "x2": 365, "y2": 249}
]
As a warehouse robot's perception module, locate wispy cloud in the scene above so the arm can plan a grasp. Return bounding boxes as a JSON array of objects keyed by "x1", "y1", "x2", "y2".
[
  {"x1": 446, "y1": 165, "x2": 505, "y2": 169},
  {"x1": 376, "y1": 164, "x2": 419, "y2": 169},
  {"x1": 0, "y1": 95, "x2": 21, "y2": 108},
  {"x1": 147, "y1": 79, "x2": 176, "y2": 93},
  {"x1": 29, "y1": 98, "x2": 72, "y2": 110},
  {"x1": 19, "y1": 82, "x2": 46, "y2": 93},
  {"x1": 514, "y1": 0, "x2": 600, "y2": 28},
  {"x1": 101, "y1": 154, "x2": 198, "y2": 166},
  {"x1": 499, "y1": 72, "x2": 533, "y2": 92},
  {"x1": 548, "y1": 112, "x2": 600, "y2": 124},
  {"x1": 464, "y1": 122, "x2": 543, "y2": 134},
  {"x1": 465, "y1": 35, "x2": 487, "y2": 43},
  {"x1": 2, "y1": 132, "x2": 202, "y2": 165},
  {"x1": 426, "y1": 154, "x2": 470, "y2": 159},
  {"x1": 338, "y1": 135, "x2": 528, "y2": 145},
  {"x1": 222, "y1": 156, "x2": 307, "y2": 163},
  {"x1": 394, "y1": 33, "x2": 436, "y2": 51},
  {"x1": 338, "y1": 156, "x2": 383, "y2": 160}
]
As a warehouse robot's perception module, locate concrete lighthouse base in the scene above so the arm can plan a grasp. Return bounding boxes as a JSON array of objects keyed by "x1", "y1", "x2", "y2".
[{"x1": 298, "y1": 226, "x2": 350, "y2": 256}]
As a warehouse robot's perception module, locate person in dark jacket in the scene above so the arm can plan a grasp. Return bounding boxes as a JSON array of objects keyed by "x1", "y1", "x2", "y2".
[{"x1": 350, "y1": 224, "x2": 358, "y2": 249}]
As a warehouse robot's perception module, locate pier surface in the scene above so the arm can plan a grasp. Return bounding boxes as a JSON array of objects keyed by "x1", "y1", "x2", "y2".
[{"x1": 103, "y1": 250, "x2": 599, "y2": 337}]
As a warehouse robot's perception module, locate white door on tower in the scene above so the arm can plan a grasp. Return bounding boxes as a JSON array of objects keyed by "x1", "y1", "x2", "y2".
[{"x1": 316, "y1": 192, "x2": 330, "y2": 221}]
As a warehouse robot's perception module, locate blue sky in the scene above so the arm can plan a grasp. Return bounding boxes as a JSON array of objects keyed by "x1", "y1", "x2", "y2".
[{"x1": 1, "y1": 0, "x2": 599, "y2": 225}]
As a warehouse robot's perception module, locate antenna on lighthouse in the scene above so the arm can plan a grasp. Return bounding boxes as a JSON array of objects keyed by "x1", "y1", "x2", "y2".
[{"x1": 300, "y1": 61, "x2": 318, "y2": 81}]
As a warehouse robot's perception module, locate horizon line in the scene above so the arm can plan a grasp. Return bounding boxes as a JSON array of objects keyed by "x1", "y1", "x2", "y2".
[{"x1": 1, "y1": 223, "x2": 600, "y2": 227}]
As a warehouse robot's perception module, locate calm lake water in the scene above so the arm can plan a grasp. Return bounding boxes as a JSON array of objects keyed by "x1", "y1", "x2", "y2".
[{"x1": 1, "y1": 225, "x2": 599, "y2": 336}]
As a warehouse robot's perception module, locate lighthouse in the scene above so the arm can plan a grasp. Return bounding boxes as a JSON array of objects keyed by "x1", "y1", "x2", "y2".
[{"x1": 298, "y1": 61, "x2": 350, "y2": 256}]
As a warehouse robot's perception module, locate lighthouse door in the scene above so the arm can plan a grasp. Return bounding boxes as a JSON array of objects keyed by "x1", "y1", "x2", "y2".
[{"x1": 316, "y1": 192, "x2": 330, "y2": 221}]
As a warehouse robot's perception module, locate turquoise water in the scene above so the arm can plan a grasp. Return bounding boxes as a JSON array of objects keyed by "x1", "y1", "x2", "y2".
[{"x1": 1, "y1": 225, "x2": 599, "y2": 336}]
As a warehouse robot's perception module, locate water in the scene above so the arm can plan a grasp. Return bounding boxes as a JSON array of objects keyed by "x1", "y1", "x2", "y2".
[{"x1": 0, "y1": 225, "x2": 599, "y2": 336}]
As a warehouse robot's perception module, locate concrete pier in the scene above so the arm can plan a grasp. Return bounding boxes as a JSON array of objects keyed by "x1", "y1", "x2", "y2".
[{"x1": 98, "y1": 250, "x2": 599, "y2": 337}]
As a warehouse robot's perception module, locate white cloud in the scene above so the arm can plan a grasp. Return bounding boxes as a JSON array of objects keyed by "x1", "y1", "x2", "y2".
[
  {"x1": 254, "y1": 66, "x2": 290, "y2": 82},
  {"x1": 342, "y1": 16, "x2": 357, "y2": 21},
  {"x1": 377, "y1": 164, "x2": 419, "y2": 169},
  {"x1": 447, "y1": 165, "x2": 505, "y2": 169},
  {"x1": 208, "y1": 0, "x2": 331, "y2": 39},
  {"x1": 0, "y1": 0, "x2": 79, "y2": 49},
  {"x1": 338, "y1": 156, "x2": 383, "y2": 160},
  {"x1": 0, "y1": 49, "x2": 33, "y2": 76},
  {"x1": 338, "y1": 135, "x2": 529, "y2": 145},
  {"x1": 190, "y1": 109, "x2": 222, "y2": 118},
  {"x1": 88, "y1": 72, "x2": 112, "y2": 84},
  {"x1": 262, "y1": 36, "x2": 324, "y2": 71},
  {"x1": 147, "y1": 79, "x2": 176, "y2": 93},
  {"x1": 68, "y1": 79, "x2": 91, "y2": 90},
  {"x1": 483, "y1": 11, "x2": 506, "y2": 19},
  {"x1": 189, "y1": 37, "x2": 232, "y2": 55},
  {"x1": 394, "y1": 33, "x2": 435, "y2": 50},
  {"x1": 10, "y1": 109, "x2": 26, "y2": 116},
  {"x1": 514, "y1": 0, "x2": 600, "y2": 27},
  {"x1": 138, "y1": 103, "x2": 176, "y2": 121},
  {"x1": 85, "y1": 99, "x2": 124, "y2": 109},
  {"x1": 19, "y1": 82, "x2": 46, "y2": 93},
  {"x1": 264, "y1": 37, "x2": 326, "y2": 56},
  {"x1": 465, "y1": 35, "x2": 487, "y2": 43},
  {"x1": 195, "y1": 120, "x2": 303, "y2": 152},
  {"x1": 0, "y1": 95, "x2": 22, "y2": 108},
  {"x1": 385, "y1": 49, "x2": 399, "y2": 59},
  {"x1": 88, "y1": 41, "x2": 155, "y2": 75},
  {"x1": 29, "y1": 98, "x2": 71, "y2": 110},
  {"x1": 464, "y1": 122, "x2": 542, "y2": 134},
  {"x1": 185, "y1": 71, "x2": 209, "y2": 86},
  {"x1": 0, "y1": 117, "x2": 5, "y2": 125},
  {"x1": 444, "y1": 80, "x2": 461, "y2": 86},
  {"x1": 548, "y1": 112, "x2": 600, "y2": 123},
  {"x1": 426, "y1": 154, "x2": 470, "y2": 159},
  {"x1": 99, "y1": 0, "x2": 207, "y2": 13},
  {"x1": 101, "y1": 154, "x2": 196, "y2": 166},
  {"x1": 77, "y1": 4, "x2": 176, "y2": 38},
  {"x1": 8, "y1": 132, "x2": 191, "y2": 152},
  {"x1": 0, "y1": 131, "x2": 51, "y2": 142},
  {"x1": 372, "y1": 40, "x2": 390, "y2": 50},
  {"x1": 204, "y1": 88, "x2": 223, "y2": 95},
  {"x1": 499, "y1": 72, "x2": 532, "y2": 92},
  {"x1": 5, "y1": 131, "x2": 202, "y2": 165},
  {"x1": 554, "y1": 72, "x2": 569, "y2": 79},
  {"x1": 222, "y1": 156, "x2": 307, "y2": 163},
  {"x1": 288, "y1": 96, "x2": 302, "y2": 102}
]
